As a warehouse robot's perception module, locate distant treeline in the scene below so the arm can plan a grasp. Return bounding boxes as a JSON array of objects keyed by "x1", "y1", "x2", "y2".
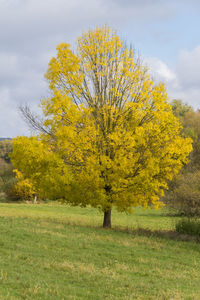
[{"x1": 0, "y1": 138, "x2": 12, "y2": 141}]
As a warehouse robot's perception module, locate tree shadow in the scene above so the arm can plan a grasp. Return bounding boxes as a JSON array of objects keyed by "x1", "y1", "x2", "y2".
[{"x1": 112, "y1": 226, "x2": 200, "y2": 243}]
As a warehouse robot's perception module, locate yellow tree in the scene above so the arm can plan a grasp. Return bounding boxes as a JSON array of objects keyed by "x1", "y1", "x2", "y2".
[{"x1": 11, "y1": 26, "x2": 192, "y2": 227}]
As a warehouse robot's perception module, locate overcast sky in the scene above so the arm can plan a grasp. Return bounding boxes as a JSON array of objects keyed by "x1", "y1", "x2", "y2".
[{"x1": 1, "y1": 0, "x2": 200, "y2": 137}]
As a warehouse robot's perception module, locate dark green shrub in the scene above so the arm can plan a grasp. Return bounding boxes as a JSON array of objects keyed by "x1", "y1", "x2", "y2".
[{"x1": 176, "y1": 218, "x2": 200, "y2": 237}]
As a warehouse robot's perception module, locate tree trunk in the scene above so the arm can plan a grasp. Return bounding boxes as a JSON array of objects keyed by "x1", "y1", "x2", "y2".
[
  {"x1": 33, "y1": 194, "x2": 37, "y2": 204},
  {"x1": 103, "y1": 209, "x2": 111, "y2": 228}
]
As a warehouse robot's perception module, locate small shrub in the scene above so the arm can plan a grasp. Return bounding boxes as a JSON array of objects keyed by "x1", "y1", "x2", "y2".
[{"x1": 175, "y1": 218, "x2": 200, "y2": 237}]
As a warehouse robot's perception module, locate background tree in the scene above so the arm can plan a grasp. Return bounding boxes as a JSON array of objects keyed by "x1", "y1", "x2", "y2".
[
  {"x1": 171, "y1": 99, "x2": 193, "y2": 118},
  {"x1": 11, "y1": 26, "x2": 192, "y2": 227},
  {"x1": 164, "y1": 100, "x2": 200, "y2": 216}
]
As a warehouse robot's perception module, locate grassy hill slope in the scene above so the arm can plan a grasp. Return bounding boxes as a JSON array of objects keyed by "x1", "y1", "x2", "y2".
[{"x1": 0, "y1": 204, "x2": 199, "y2": 300}]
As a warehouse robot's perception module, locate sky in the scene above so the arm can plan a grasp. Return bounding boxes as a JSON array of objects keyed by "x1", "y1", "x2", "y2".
[{"x1": 0, "y1": 0, "x2": 200, "y2": 137}]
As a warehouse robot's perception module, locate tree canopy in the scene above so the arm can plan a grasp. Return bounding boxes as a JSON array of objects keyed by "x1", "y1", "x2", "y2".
[
  {"x1": 11, "y1": 26, "x2": 192, "y2": 227},
  {"x1": 171, "y1": 99, "x2": 193, "y2": 118}
]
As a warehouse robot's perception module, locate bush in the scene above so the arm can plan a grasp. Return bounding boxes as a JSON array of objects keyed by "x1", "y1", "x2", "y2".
[{"x1": 176, "y1": 218, "x2": 200, "y2": 237}]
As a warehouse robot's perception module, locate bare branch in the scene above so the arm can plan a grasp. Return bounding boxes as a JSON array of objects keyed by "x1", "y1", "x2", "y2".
[{"x1": 19, "y1": 105, "x2": 52, "y2": 136}]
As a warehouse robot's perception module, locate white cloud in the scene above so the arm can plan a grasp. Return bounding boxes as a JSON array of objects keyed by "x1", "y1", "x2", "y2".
[
  {"x1": 146, "y1": 57, "x2": 176, "y2": 82},
  {"x1": 0, "y1": 0, "x2": 176, "y2": 54},
  {"x1": 146, "y1": 46, "x2": 200, "y2": 109},
  {"x1": 0, "y1": 88, "x2": 29, "y2": 137},
  {"x1": 176, "y1": 46, "x2": 200, "y2": 89}
]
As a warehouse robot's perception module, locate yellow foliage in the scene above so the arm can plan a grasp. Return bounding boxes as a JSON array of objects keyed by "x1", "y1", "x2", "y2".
[{"x1": 11, "y1": 25, "x2": 192, "y2": 214}]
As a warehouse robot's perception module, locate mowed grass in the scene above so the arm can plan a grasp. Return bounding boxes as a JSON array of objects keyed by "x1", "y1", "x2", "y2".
[{"x1": 0, "y1": 203, "x2": 199, "y2": 299}]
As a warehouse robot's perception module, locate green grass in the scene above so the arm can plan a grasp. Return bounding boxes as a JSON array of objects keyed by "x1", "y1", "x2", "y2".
[{"x1": 0, "y1": 203, "x2": 199, "y2": 299}]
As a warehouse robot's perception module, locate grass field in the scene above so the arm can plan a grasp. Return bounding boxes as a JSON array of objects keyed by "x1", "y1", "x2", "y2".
[{"x1": 0, "y1": 203, "x2": 199, "y2": 299}]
